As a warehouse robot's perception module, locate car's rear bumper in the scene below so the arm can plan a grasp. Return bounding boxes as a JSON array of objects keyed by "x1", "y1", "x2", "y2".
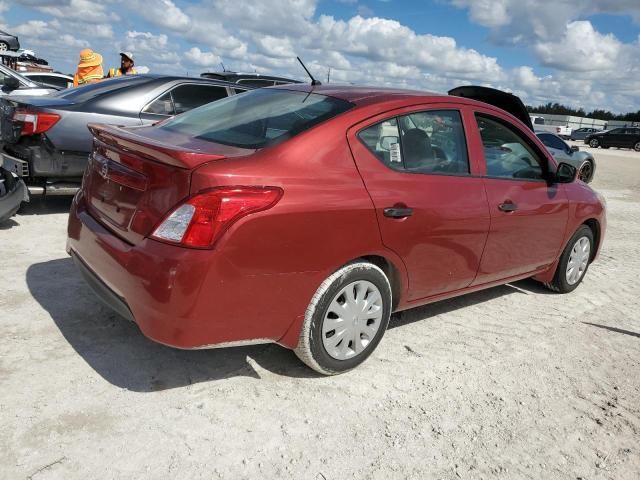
[{"x1": 66, "y1": 192, "x2": 316, "y2": 349}]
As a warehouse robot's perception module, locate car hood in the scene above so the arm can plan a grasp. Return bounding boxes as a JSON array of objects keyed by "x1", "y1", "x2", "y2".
[{"x1": 448, "y1": 86, "x2": 533, "y2": 131}]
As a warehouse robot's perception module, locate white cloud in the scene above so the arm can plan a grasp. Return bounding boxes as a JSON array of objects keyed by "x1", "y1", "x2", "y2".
[
  {"x1": 184, "y1": 47, "x2": 221, "y2": 67},
  {"x1": 534, "y1": 21, "x2": 621, "y2": 72},
  {"x1": 129, "y1": 0, "x2": 191, "y2": 32},
  {"x1": 36, "y1": 0, "x2": 119, "y2": 24}
]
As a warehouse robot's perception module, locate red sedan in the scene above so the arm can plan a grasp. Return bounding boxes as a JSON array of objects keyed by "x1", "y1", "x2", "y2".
[{"x1": 67, "y1": 85, "x2": 606, "y2": 374}]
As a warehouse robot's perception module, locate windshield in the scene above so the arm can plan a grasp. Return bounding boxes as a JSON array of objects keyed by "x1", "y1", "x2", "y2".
[
  {"x1": 159, "y1": 88, "x2": 353, "y2": 149},
  {"x1": 50, "y1": 75, "x2": 150, "y2": 102}
]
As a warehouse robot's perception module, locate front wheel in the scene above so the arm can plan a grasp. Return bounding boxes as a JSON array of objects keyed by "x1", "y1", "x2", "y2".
[
  {"x1": 578, "y1": 160, "x2": 594, "y2": 183},
  {"x1": 544, "y1": 225, "x2": 594, "y2": 293},
  {"x1": 0, "y1": 41, "x2": 8, "y2": 52},
  {"x1": 295, "y1": 262, "x2": 392, "y2": 375},
  {"x1": 634, "y1": 141, "x2": 640, "y2": 152},
  {"x1": 589, "y1": 139, "x2": 599, "y2": 148}
]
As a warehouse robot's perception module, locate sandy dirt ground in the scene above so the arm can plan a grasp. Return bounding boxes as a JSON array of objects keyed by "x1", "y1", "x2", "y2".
[{"x1": 1, "y1": 144, "x2": 639, "y2": 479}]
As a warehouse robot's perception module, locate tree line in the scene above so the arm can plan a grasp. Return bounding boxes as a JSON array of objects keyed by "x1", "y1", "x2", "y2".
[{"x1": 526, "y1": 102, "x2": 640, "y2": 122}]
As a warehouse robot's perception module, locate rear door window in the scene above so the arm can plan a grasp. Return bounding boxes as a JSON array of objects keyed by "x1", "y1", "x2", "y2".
[
  {"x1": 358, "y1": 110, "x2": 469, "y2": 175},
  {"x1": 476, "y1": 114, "x2": 546, "y2": 181},
  {"x1": 170, "y1": 84, "x2": 228, "y2": 114}
]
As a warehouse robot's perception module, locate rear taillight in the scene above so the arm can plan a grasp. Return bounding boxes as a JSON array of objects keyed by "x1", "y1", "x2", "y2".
[
  {"x1": 151, "y1": 186, "x2": 283, "y2": 248},
  {"x1": 555, "y1": 127, "x2": 561, "y2": 133},
  {"x1": 13, "y1": 110, "x2": 60, "y2": 136}
]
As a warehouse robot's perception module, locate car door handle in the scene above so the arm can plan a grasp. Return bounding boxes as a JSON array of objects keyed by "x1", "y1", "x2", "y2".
[
  {"x1": 498, "y1": 201, "x2": 518, "y2": 212},
  {"x1": 384, "y1": 207, "x2": 413, "y2": 218}
]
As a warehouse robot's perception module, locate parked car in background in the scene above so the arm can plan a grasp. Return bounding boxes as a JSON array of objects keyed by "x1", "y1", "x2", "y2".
[
  {"x1": 22, "y1": 72, "x2": 73, "y2": 90},
  {"x1": 530, "y1": 115, "x2": 572, "y2": 138},
  {"x1": 0, "y1": 30, "x2": 20, "y2": 52},
  {"x1": 585, "y1": 127, "x2": 640, "y2": 152},
  {"x1": 67, "y1": 84, "x2": 605, "y2": 375},
  {"x1": 200, "y1": 71, "x2": 302, "y2": 87},
  {"x1": 570, "y1": 127, "x2": 600, "y2": 141},
  {"x1": 536, "y1": 131, "x2": 596, "y2": 182},
  {"x1": 1, "y1": 64, "x2": 57, "y2": 96},
  {"x1": 0, "y1": 74, "x2": 253, "y2": 197}
]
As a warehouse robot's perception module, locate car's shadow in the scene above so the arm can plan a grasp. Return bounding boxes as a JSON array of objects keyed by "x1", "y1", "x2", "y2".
[{"x1": 27, "y1": 257, "x2": 547, "y2": 392}]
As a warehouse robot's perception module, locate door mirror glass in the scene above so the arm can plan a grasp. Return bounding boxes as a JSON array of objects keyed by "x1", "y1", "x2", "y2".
[{"x1": 555, "y1": 162, "x2": 577, "y2": 183}]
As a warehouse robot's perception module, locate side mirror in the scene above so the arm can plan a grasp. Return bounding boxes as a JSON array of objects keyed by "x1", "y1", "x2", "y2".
[
  {"x1": 554, "y1": 162, "x2": 578, "y2": 183},
  {"x1": 380, "y1": 135, "x2": 399, "y2": 151},
  {"x1": 2, "y1": 76, "x2": 20, "y2": 90},
  {"x1": 570, "y1": 145, "x2": 579, "y2": 153}
]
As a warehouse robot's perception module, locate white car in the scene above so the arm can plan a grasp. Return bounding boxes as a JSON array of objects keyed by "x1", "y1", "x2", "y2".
[
  {"x1": 22, "y1": 72, "x2": 73, "y2": 90},
  {"x1": 530, "y1": 115, "x2": 572, "y2": 139},
  {"x1": 0, "y1": 64, "x2": 56, "y2": 96}
]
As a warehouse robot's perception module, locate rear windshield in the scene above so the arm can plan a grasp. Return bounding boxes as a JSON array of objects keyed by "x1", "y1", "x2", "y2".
[
  {"x1": 50, "y1": 75, "x2": 150, "y2": 102},
  {"x1": 159, "y1": 88, "x2": 353, "y2": 149}
]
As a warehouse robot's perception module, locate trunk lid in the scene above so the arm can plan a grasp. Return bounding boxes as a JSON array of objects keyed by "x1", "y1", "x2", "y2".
[
  {"x1": 83, "y1": 123, "x2": 249, "y2": 245},
  {"x1": 448, "y1": 85, "x2": 534, "y2": 131}
]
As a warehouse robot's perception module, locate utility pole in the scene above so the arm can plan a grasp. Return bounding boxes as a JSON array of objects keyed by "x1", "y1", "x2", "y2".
[{"x1": 327, "y1": 67, "x2": 331, "y2": 84}]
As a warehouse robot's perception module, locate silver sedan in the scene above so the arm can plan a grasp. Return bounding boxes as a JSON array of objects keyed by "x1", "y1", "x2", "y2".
[{"x1": 536, "y1": 131, "x2": 596, "y2": 183}]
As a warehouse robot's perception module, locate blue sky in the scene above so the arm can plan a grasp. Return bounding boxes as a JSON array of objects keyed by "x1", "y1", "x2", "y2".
[{"x1": 1, "y1": 0, "x2": 639, "y2": 112}]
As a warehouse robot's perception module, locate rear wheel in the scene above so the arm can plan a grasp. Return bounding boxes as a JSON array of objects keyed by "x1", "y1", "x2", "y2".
[
  {"x1": 634, "y1": 141, "x2": 640, "y2": 152},
  {"x1": 295, "y1": 262, "x2": 392, "y2": 375},
  {"x1": 0, "y1": 42, "x2": 8, "y2": 52},
  {"x1": 589, "y1": 139, "x2": 599, "y2": 148},
  {"x1": 544, "y1": 225, "x2": 594, "y2": 293}
]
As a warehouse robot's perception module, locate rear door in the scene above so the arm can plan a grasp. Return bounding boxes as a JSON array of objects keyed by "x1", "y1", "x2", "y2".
[
  {"x1": 469, "y1": 110, "x2": 569, "y2": 284},
  {"x1": 348, "y1": 103, "x2": 490, "y2": 300}
]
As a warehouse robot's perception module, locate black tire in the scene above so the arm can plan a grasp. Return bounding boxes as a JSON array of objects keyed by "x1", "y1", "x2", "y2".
[
  {"x1": 634, "y1": 141, "x2": 640, "y2": 152},
  {"x1": 544, "y1": 225, "x2": 594, "y2": 293},
  {"x1": 295, "y1": 262, "x2": 392, "y2": 375},
  {"x1": 589, "y1": 139, "x2": 599, "y2": 148},
  {"x1": 0, "y1": 41, "x2": 8, "y2": 52}
]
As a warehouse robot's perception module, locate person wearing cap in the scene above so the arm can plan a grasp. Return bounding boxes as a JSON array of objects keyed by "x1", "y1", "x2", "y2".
[
  {"x1": 107, "y1": 52, "x2": 137, "y2": 78},
  {"x1": 73, "y1": 48, "x2": 104, "y2": 87}
]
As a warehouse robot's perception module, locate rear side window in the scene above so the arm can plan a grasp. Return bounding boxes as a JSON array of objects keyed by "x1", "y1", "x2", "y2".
[
  {"x1": 171, "y1": 84, "x2": 228, "y2": 115},
  {"x1": 143, "y1": 92, "x2": 174, "y2": 115},
  {"x1": 358, "y1": 110, "x2": 469, "y2": 175},
  {"x1": 160, "y1": 88, "x2": 353, "y2": 148},
  {"x1": 476, "y1": 114, "x2": 545, "y2": 181}
]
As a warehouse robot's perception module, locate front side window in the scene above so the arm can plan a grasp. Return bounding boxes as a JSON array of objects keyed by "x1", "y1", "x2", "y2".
[
  {"x1": 476, "y1": 114, "x2": 546, "y2": 181},
  {"x1": 160, "y1": 88, "x2": 353, "y2": 149},
  {"x1": 358, "y1": 110, "x2": 469, "y2": 175}
]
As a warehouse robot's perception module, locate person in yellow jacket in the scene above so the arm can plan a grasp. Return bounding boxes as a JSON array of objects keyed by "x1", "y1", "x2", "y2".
[
  {"x1": 73, "y1": 49, "x2": 104, "y2": 87},
  {"x1": 107, "y1": 52, "x2": 137, "y2": 78}
]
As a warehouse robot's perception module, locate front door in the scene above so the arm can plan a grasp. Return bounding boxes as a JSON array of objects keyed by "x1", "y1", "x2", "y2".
[
  {"x1": 470, "y1": 112, "x2": 569, "y2": 284},
  {"x1": 348, "y1": 106, "x2": 490, "y2": 300}
]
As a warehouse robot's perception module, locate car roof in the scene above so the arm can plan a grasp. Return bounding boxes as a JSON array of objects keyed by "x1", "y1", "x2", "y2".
[{"x1": 272, "y1": 83, "x2": 443, "y2": 106}]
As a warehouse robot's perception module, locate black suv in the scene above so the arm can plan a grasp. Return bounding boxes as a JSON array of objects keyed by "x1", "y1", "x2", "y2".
[
  {"x1": 200, "y1": 72, "x2": 301, "y2": 88},
  {"x1": 585, "y1": 127, "x2": 640, "y2": 151}
]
